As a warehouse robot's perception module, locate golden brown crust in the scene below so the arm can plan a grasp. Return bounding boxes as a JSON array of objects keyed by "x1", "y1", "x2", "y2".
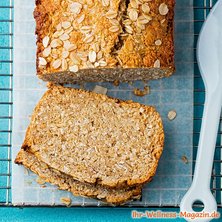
[
  {"x1": 18, "y1": 85, "x2": 164, "y2": 189},
  {"x1": 15, "y1": 149, "x2": 142, "y2": 205},
  {"x1": 35, "y1": 0, "x2": 175, "y2": 83}
]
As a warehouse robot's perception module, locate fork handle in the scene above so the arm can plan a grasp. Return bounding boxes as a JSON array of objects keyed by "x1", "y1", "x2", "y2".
[{"x1": 180, "y1": 91, "x2": 222, "y2": 221}]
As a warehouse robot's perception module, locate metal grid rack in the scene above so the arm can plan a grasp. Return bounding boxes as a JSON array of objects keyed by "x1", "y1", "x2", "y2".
[
  {"x1": 0, "y1": 0, "x2": 221, "y2": 207},
  {"x1": 0, "y1": 0, "x2": 13, "y2": 206}
]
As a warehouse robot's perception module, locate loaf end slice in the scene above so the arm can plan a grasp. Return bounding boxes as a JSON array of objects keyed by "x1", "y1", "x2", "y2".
[
  {"x1": 35, "y1": 0, "x2": 175, "y2": 83},
  {"x1": 19, "y1": 85, "x2": 164, "y2": 188},
  {"x1": 15, "y1": 149, "x2": 142, "y2": 205}
]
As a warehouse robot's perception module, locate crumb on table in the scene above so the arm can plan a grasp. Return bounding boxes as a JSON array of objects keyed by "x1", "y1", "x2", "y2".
[
  {"x1": 133, "y1": 86, "x2": 150, "y2": 97},
  {"x1": 181, "y1": 155, "x2": 188, "y2": 164},
  {"x1": 60, "y1": 197, "x2": 72, "y2": 207}
]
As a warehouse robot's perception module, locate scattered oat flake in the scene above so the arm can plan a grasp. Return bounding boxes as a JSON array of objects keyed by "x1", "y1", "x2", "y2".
[
  {"x1": 142, "y1": 3, "x2": 150, "y2": 14},
  {"x1": 52, "y1": 59, "x2": 62, "y2": 69},
  {"x1": 106, "y1": 10, "x2": 117, "y2": 19},
  {"x1": 70, "y1": 2, "x2": 82, "y2": 14},
  {"x1": 139, "y1": 107, "x2": 144, "y2": 113},
  {"x1": 125, "y1": 25, "x2": 133, "y2": 34},
  {"x1": 83, "y1": 34, "x2": 94, "y2": 43},
  {"x1": 63, "y1": 40, "x2": 70, "y2": 49},
  {"x1": 36, "y1": 177, "x2": 46, "y2": 185},
  {"x1": 136, "y1": 26, "x2": 143, "y2": 33},
  {"x1": 161, "y1": 19, "x2": 166, "y2": 24},
  {"x1": 94, "y1": 62, "x2": 100, "y2": 67},
  {"x1": 109, "y1": 19, "x2": 119, "y2": 26},
  {"x1": 128, "y1": 9, "x2": 138, "y2": 22},
  {"x1": 138, "y1": 16, "x2": 150, "y2": 24},
  {"x1": 116, "y1": 56, "x2": 123, "y2": 66},
  {"x1": 66, "y1": 26, "x2": 74, "y2": 34},
  {"x1": 155, "y1": 39, "x2": 162, "y2": 46},
  {"x1": 154, "y1": 59, "x2": 160, "y2": 68},
  {"x1": 77, "y1": 14, "x2": 85, "y2": 24},
  {"x1": 43, "y1": 47, "x2": 51, "y2": 57},
  {"x1": 62, "y1": 51, "x2": 69, "y2": 59},
  {"x1": 97, "y1": 51, "x2": 103, "y2": 60},
  {"x1": 92, "y1": 43, "x2": 100, "y2": 53},
  {"x1": 42, "y1": 36, "x2": 50, "y2": 48},
  {"x1": 39, "y1": 57, "x2": 47, "y2": 66},
  {"x1": 69, "y1": 65, "x2": 79, "y2": 72},
  {"x1": 167, "y1": 110, "x2": 177, "y2": 120},
  {"x1": 181, "y1": 155, "x2": 188, "y2": 164},
  {"x1": 51, "y1": 53, "x2": 58, "y2": 59},
  {"x1": 67, "y1": 44, "x2": 77, "y2": 52},
  {"x1": 53, "y1": 30, "x2": 64, "y2": 38},
  {"x1": 70, "y1": 52, "x2": 81, "y2": 65},
  {"x1": 99, "y1": 60, "x2": 107, "y2": 67},
  {"x1": 62, "y1": 59, "x2": 68, "y2": 70},
  {"x1": 62, "y1": 21, "x2": 71, "y2": 29},
  {"x1": 56, "y1": 23, "x2": 62, "y2": 31},
  {"x1": 93, "y1": 85, "x2": 108, "y2": 95},
  {"x1": 88, "y1": 51, "x2": 97, "y2": 63},
  {"x1": 80, "y1": 26, "x2": 91, "y2": 33},
  {"x1": 60, "y1": 197, "x2": 72, "y2": 206},
  {"x1": 50, "y1": 39, "x2": 62, "y2": 48},
  {"x1": 133, "y1": 86, "x2": 150, "y2": 97},
  {"x1": 159, "y1": 3, "x2": 169, "y2": 16},
  {"x1": 109, "y1": 25, "x2": 120, "y2": 33},
  {"x1": 142, "y1": 13, "x2": 152, "y2": 21},
  {"x1": 86, "y1": 61, "x2": 94, "y2": 68},
  {"x1": 123, "y1": 19, "x2": 132, "y2": 25},
  {"x1": 60, "y1": 33, "x2": 70, "y2": 41}
]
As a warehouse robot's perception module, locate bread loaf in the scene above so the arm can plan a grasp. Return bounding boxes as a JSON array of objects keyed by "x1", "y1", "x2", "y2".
[
  {"x1": 35, "y1": 0, "x2": 175, "y2": 83},
  {"x1": 18, "y1": 85, "x2": 164, "y2": 188},
  {"x1": 15, "y1": 149, "x2": 142, "y2": 205}
]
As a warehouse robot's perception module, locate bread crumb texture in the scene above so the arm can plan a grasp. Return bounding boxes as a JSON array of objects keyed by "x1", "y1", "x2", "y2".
[
  {"x1": 20, "y1": 86, "x2": 164, "y2": 188},
  {"x1": 35, "y1": 0, "x2": 175, "y2": 82},
  {"x1": 15, "y1": 149, "x2": 142, "y2": 205}
]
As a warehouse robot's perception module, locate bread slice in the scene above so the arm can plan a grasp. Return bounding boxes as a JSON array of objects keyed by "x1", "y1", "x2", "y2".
[
  {"x1": 35, "y1": 0, "x2": 175, "y2": 83},
  {"x1": 15, "y1": 149, "x2": 142, "y2": 205},
  {"x1": 19, "y1": 85, "x2": 164, "y2": 188}
]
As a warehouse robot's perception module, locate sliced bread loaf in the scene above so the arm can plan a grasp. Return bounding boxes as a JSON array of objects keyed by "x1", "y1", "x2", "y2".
[
  {"x1": 35, "y1": 0, "x2": 175, "y2": 83},
  {"x1": 15, "y1": 149, "x2": 142, "y2": 205},
  {"x1": 19, "y1": 85, "x2": 164, "y2": 188}
]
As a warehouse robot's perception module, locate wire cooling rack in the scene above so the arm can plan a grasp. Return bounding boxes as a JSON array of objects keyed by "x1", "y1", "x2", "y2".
[
  {"x1": 0, "y1": 0, "x2": 221, "y2": 207},
  {"x1": 0, "y1": 0, "x2": 13, "y2": 206}
]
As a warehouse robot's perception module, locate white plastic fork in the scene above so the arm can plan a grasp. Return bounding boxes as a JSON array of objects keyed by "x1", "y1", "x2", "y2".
[{"x1": 180, "y1": 1, "x2": 222, "y2": 221}]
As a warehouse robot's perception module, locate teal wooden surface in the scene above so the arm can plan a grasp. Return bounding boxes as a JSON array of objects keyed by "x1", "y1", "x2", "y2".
[
  {"x1": 0, "y1": 207, "x2": 221, "y2": 222},
  {"x1": 0, "y1": 207, "x2": 183, "y2": 222}
]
